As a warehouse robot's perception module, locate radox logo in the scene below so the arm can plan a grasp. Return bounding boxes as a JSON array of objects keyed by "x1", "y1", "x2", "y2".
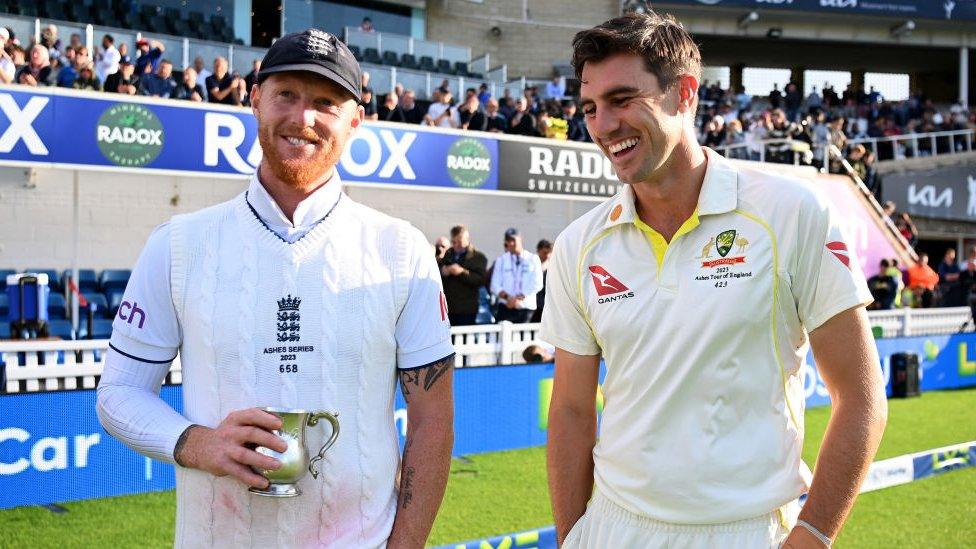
[
  {"x1": 96, "y1": 103, "x2": 164, "y2": 167},
  {"x1": 446, "y1": 137, "x2": 491, "y2": 188}
]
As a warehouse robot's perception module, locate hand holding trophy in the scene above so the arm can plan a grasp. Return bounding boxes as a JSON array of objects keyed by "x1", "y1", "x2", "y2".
[{"x1": 249, "y1": 407, "x2": 341, "y2": 497}]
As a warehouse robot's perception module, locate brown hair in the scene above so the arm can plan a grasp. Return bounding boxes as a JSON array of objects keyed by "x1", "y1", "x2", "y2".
[
  {"x1": 571, "y1": 12, "x2": 702, "y2": 91},
  {"x1": 450, "y1": 224, "x2": 468, "y2": 238}
]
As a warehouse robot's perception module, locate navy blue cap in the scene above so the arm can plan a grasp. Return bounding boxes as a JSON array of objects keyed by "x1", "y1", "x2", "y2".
[
  {"x1": 258, "y1": 28, "x2": 362, "y2": 102},
  {"x1": 119, "y1": 55, "x2": 132, "y2": 65}
]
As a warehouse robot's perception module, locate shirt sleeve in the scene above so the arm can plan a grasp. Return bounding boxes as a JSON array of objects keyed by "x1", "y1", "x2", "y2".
[
  {"x1": 109, "y1": 223, "x2": 182, "y2": 363},
  {"x1": 395, "y1": 228, "x2": 455, "y2": 369},
  {"x1": 523, "y1": 253, "x2": 544, "y2": 297},
  {"x1": 489, "y1": 255, "x2": 503, "y2": 297},
  {"x1": 540, "y1": 234, "x2": 601, "y2": 356},
  {"x1": 790, "y1": 190, "x2": 873, "y2": 332},
  {"x1": 96, "y1": 347, "x2": 190, "y2": 464}
]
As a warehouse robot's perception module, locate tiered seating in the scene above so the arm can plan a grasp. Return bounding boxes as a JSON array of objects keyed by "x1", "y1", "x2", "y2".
[
  {"x1": 346, "y1": 42, "x2": 483, "y2": 79},
  {"x1": 25, "y1": 269, "x2": 61, "y2": 292},
  {"x1": 1, "y1": 268, "x2": 133, "y2": 340},
  {"x1": 0, "y1": 0, "x2": 242, "y2": 44},
  {"x1": 48, "y1": 294, "x2": 67, "y2": 320},
  {"x1": 62, "y1": 269, "x2": 97, "y2": 293}
]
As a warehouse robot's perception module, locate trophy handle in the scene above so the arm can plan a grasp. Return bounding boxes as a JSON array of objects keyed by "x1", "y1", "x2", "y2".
[{"x1": 307, "y1": 411, "x2": 340, "y2": 479}]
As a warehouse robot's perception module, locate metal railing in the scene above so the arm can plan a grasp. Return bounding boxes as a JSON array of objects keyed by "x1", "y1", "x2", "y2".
[
  {"x1": 827, "y1": 143, "x2": 919, "y2": 263},
  {"x1": 361, "y1": 61, "x2": 495, "y2": 100},
  {"x1": 848, "y1": 129, "x2": 974, "y2": 161},
  {"x1": 3, "y1": 309, "x2": 972, "y2": 394},
  {"x1": 711, "y1": 138, "x2": 815, "y2": 165},
  {"x1": 711, "y1": 128, "x2": 975, "y2": 166},
  {"x1": 343, "y1": 27, "x2": 472, "y2": 65}
]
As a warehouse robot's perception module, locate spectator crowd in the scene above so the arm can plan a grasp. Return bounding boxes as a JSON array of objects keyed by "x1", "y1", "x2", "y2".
[
  {"x1": 433, "y1": 224, "x2": 552, "y2": 327},
  {"x1": 695, "y1": 80, "x2": 976, "y2": 175},
  {"x1": 3, "y1": 24, "x2": 594, "y2": 142},
  {"x1": 8, "y1": 23, "x2": 974, "y2": 161},
  {"x1": 4, "y1": 24, "x2": 261, "y2": 107},
  {"x1": 866, "y1": 245, "x2": 976, "y2": 312}
]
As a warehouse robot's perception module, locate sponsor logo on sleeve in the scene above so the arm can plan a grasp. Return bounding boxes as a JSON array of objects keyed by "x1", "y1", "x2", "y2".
[
  {"x1": 117, "y1": 300, "x2": 146, "y2": 329},
  {"x1": 827, "y1": 241, "x2": 851, "y2": 269}
]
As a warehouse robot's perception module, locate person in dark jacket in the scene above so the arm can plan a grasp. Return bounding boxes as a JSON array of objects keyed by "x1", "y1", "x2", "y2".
[{"x1": 439, "y1": 225, "x2": 488, "y2": 326}]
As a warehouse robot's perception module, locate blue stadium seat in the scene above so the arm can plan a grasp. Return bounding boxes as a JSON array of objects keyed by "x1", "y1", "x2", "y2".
[
  {"x1": 79, "y1": 319, "x2": 113, "y2": 339},
  {"x1": 48, "y1": 293, "x2": 67, "y2": 320},
  {"x1": 107, "y1": 290, "x2": 125, "y2": 318},
  {"x1": 0, "y1": 269, "x2": 16, "y2": 291},
  {"x1": 62, "y1": 269, "x2": 98, "y2": 293},
  {"x1": 82, "y1": 293, "x2": 109, "y2": 318},
  {"x1": 0, "y1": 293, "x2": 7, "y2": 320},
  {"x1": 99, "y1": 269, "x2": 131, "y2": 292},
  {"x1": 0, "y1": 321, "x2": 9, "y2": 339},
  {"x1": 47, "y1": 319, "x2": 75, "y2": 339},
  {"x1": 92, "y1": 319, "x2": 113, "y2": 339},
  {"x1": 25, "y1": 269, "x2": 61, "y2": 292}
]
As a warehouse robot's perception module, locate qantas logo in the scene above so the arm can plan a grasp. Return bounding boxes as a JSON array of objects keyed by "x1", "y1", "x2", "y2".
[
  {"x1": 826, "y1": 241, "x2": 850, "y2": 269},
  {"x1": 589, "y1": 265, "x2": 635, "y2": 304}
]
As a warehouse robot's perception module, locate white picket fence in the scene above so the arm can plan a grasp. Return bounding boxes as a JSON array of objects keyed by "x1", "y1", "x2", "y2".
[{"x1": 2, "y1": 308, "x2": 972, "y2": 394}]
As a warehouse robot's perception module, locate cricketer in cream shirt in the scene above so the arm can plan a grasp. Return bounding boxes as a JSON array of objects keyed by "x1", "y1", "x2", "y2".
[{"x1": 542, "y1": 147, "x2": 873, "y2": 524}]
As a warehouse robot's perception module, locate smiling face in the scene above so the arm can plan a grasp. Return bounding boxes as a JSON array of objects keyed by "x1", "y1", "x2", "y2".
[
  {"x1": 251, "y1": 71, "x2": 364, "y2": 191},
  {"x1": 579, "y1": 53, "x2": 694, "y2": 186}
]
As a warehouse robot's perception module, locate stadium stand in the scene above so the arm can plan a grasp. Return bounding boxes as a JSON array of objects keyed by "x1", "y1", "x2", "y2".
[
  {"x1": 98, "y1": 269, "x2": 130, "y2": 293},
  {"x1": 63, "y1": 269, "x2": 98, "y2": 293},
  {"x1": 0, "y1": 270, "x2": 14, "y2": 291},
  {"x1": 25, "y1": 269, "x2": 60, "y2": 292},
  {"x1": 78, "y1": 318, "x2": 113, "y2": 339},
  {"x1": 81, "y1": 292, "x2": 109, "y2": 318},
  {"x1": 0, "y1": 0, "x2": 241, "y2": 43},
  {"x1": 47, "y1": 293, "x2": 66, "y2": 320},
  {"x1": 47, "y1": 319, "x2": 74, "y2": 339},
  {"x1": 0, "y1": 268, "x2": 133, "y2": 340}
]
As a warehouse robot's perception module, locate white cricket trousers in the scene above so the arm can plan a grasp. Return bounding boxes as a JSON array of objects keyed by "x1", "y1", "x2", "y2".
[{"x1": 563, "y1": 491, "x2": 800, "y2": 549}]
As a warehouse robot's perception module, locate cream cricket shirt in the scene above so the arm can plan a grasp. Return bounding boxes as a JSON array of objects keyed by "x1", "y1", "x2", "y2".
[{"x1": 541, "y1": 148, "x2": 872, "y2": 524}]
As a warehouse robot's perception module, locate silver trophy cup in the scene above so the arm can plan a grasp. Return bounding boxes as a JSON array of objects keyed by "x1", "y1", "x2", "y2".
[{"x1": 249, "y1": 407, "x2": 340, "y2": 497}]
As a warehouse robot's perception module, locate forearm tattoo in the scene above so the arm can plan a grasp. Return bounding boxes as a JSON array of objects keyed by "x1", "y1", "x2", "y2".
[
  {"x1": 173, "y1": 424, "x2": 200, "y2": 467},
  {"x1": 400, "y1": 437, "x2": 416, "y2": 509},
  {"x1": 398, "y1": 354, "x2": 455, "y2": 401}
]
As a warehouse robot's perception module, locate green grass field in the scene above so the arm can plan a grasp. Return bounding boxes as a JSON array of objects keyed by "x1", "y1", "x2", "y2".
[{"x1": 1, "y1": 388, "x2": 974, "y2": 548}]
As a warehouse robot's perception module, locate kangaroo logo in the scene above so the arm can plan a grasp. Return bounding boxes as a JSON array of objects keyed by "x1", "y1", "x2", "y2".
[
  {"x1": 588, "y1": 265, "x2": 630, "y2": 296},
  {"x1": 735, "y1": 236, "x2": 750, "y2": 254},
  {"x1": 698, "y1": 237, "x2": 715, "y2": 259}
]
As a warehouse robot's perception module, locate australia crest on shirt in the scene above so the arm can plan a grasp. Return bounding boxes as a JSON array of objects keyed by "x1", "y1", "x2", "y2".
[{"x1": 693, "y1": 228, "x2": 755, "y2": 286}]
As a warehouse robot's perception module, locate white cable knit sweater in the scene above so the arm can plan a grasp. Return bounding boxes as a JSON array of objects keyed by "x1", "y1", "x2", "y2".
[{"x1": 158, "y1": 192, "x2": 450, "y2": 548}]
